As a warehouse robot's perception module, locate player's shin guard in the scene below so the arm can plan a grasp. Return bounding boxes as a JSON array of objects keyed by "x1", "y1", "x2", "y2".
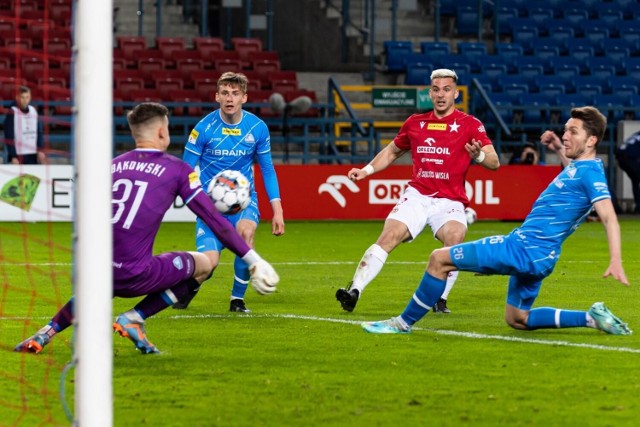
[
  {"x1": 135, "y1": 278, "x2": 200, "y2": 318},
  {"x1": 400, "y1": 272, "x2": 447, "y2": 326},
  {"x1": 527, "y1": 307, "x2": 588, "y2": 329},
  {"x1": 231, "y1": 256, "x2": 250, "y2": 299}
]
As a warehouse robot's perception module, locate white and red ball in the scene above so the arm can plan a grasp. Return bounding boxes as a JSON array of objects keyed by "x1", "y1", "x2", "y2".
[{"x1": 207, "y1": 170, "x2": 251, "y2": 215}]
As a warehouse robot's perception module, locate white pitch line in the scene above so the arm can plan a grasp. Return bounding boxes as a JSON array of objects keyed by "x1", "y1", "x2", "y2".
[
  {"x1": 6, "y1": 312, "x2": 638, "y2": 353},
  {"x1": 163, "y1": 312, "x2": 640, "y2": 354}
]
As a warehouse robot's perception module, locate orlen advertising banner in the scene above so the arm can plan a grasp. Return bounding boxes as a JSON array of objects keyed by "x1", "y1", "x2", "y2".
[
  {"x1": 0, "y1": 164, "x2": 559, "y2": 222},
  {"x1": 255, "y1": 165, "x2": 560, "y2": 221}
]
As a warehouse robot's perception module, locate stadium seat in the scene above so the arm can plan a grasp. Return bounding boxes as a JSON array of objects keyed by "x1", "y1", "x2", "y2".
[
  {"x1": 528, "y1": 7, "x2": 554, "y2": 25},
  {"x1": 419, "y1": 41, "x2": 451, "y2": 56},
  {"x1": 592, "y1": 6, "x2": 623, "y2": 37},
  {"x1": 604, "y1": 47, "x2": 631, "y2": 75},
  {"x1": 520, "y1": 93, "x2": 558, "y2": 124},
  {"x1": 231, "y1": 37, "x2": 263, "y2": 69},
  {"x1": 561, "y1": 9, "x2": 589, "y2": 36},
  {"x1": 167, "y1": 89, "x2": 204, "y2": 116},
  {"x1": 129, "y1": 89, "x2": 162, "y2": 103},
  {"x1": 383, "y1": 40, "x2": 413, "y2": 72},
  {"x1": 154, "y1": 77, "x2": 184, "y2": 99},
  {"x1": 515, "y1": 62, "x2": 545, "y2": 81},
  {"x1": 455, "y1": 6, "x2": 480, "y2": 36},
  {"x1": 155, "y1": 36, "x2": 185, "y2": 59},
  {"x1": 594, "y1": 94, "x2": 628, "y2": 123},
  {"x1": 404, "y1": 62, "x2": 433, "y2": 86},
  {"x1": 137, "y1": 57, "x2": 166, "y2": 81},
  {"x1": 0, "y1": 56, "x2": 9, "y2": 69},
  {"x1": 457, "y1": 42, "x2": 487, "y2": 59},
  {"x1": 479, "y1": 63, "x2": 508, "y2": 92},
  {"x1": 114, "y1": 75, "x2": 145, "y2": 94},
  {"x1": 116, "y1": 36, "x2": 147, "y2": 62},
  {"x1": 20, "y1": 56, "x2": 48, "y2": 82},
  {"x1": 575, "y1": 74, "x2": 612, "y2": 94},
  {"x1": 511, "y1": 25, "x2": 539, "y2": 54},
  {"x1": 500, "y1": 82, "x2": 529, "y2": 102},
  {"x1": 493, "y1": 6, "x2": 519, "y2": 36},
  {"x1": 493, "y1": 43, "x2": 523, "y2": 73},
  {"x1": 193, "y1": 37, "x2": 225, "y2": 59},
  {"x1": 557, "y1": 93, "x2": 595, "y2": 122},
  {"x1": 581, "y1": 24, "x2": 610, "y2": 56},
  {"x1": 193, "y1": 76, "x2": 218, "y2": 102}
]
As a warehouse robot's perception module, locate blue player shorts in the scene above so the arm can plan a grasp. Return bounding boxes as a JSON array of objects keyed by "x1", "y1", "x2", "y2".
[
  {"x1": 195, "y1": 198, "x2": 260, "y2": 252},
  {"x1": 450, "y1": 231, "x2": 559, "y2": 310},
  {"x1": 113, "y1": 252, "x2": 195, "y2": 298}
]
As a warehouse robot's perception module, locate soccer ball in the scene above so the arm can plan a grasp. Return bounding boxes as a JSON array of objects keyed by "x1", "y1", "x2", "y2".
[
  {"x1": 207, "y1": 170, "x2": 251, "y2": 215},
  {"x1": 465, "y1": 207, "x2": 478, "y2": 225}
]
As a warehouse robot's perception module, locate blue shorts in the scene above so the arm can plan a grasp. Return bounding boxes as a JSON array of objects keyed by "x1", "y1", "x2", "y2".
[
  {"x1": 450, "y1": 232, "x2": 559, "y2": 310},
  {"x1": 113, "y1": 252, "x2": 195, "y2": 298},
  {"x1": 195, "y1": 199, "x2": 260, "y2": 252}
]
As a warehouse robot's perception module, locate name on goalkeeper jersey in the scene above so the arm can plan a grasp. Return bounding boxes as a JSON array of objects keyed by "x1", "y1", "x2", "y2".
[
  {"x1": 417, "y1": 146, "x2": 450, "y2": 154},
  {"x1": 112, "y1": 161, "x2": 166, "y2": 177}
]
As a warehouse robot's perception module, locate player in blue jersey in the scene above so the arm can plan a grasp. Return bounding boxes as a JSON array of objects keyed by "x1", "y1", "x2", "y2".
[
  {"x1": 362, "y1": 106, "x2": 632, "y2": 336},
  {"x1": 173, "y1": 71, "x2": 285, "y2": 313},
  {"x1": 14, "y1": 103, "x2": 279, "y2": 355}
]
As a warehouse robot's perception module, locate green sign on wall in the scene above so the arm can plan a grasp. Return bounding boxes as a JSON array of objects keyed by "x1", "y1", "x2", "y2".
[{"x1": 372, "y1": 87, "x2": 433, "y2": 110}]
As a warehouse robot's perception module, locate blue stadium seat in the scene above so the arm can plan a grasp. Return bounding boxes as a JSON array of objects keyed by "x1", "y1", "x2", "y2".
[
  {"x1": 383, "y1": 41, "x2": 414, "y2": 72},
  {"x1": 455, "y1": 6, "x2": 481, "y2": 36},
  {"x1": 500, "y1": 82, "x2": 529, "y2": 102},
  {"x1": 494, "y1": 7, "x2": 519, "y2": 36},
  {"x1": 535, "y1": 76, "x2": 566, "y2": 96},
  {"x1": 552, "y1": 64, "x2": 580, "y2": 93},
  {"x1": 404, "y1": 53, "x2": 432, "y2": 67},
  {"x1": 557, "y1": 93, "x2": 595, "y2": 122},
  {"x1": 561, "y1": 9, "x2": 589, "y2": 36},
  {"x1": 594, "y1": 94, "x2": 628, "y2": 122},
  {"x1": 612, "y1": 84, "x2": 638, "y2": 106},
  {"x1": 552, "y1": 56, "x2": 587, "y2": 76},
  {"x1": 592, "y1": 7, "x2": 624, "y2": 37},
  {"x1": 528, "y1": 8, "x2": 554, "y2": 25},
  {"x1": 404, "y1": 62, "x2": 434, "y2": 86},
  {"x1": 605, "y1": 47, "x2": 631, "y2": 75},
  {"x1": 493, "y1": 43, "x2": 524, "y2": 72},
  {"x1": 457, "y1": 42, "x2": 488, "y2": 58},
  {"x1": 516, "y1": 57, "x2": 547, "y2": 76},
  {"x1": 511, "y1": 25, "x2": 539, "y2": 54},
  {"x1": 490, "y1": 93, "x2": 520, "y2": 125},
  {"x1": 500, "y1": 74, "x2": 535, "y2": 93},
  {"x1": 586, "y1": 63, "x2": 617, "y2": 80},
  {"x1": 529, "y1": 44, "x2": 560, "y2": 67},
  {"x1": 618, "y1": 25, "x2": 640, "y2": 56},
  {"x1": 419, "y1": 41, "x2": 451, "y2": 56},
  {"x1": 623, "y1": 58, "x2": 640, "y2": 79},
  {"x1": 478, "y1": 63, "x2": 508, "y2": 92},
  {"x1": 520, "y1": 93, "x2": 558, "y2": 124},
  {"x1": 574, "y1": 79, "x2": 604, "y2": 99},
  {"x1": 581, "y1": 23, "x2": 610, "y2": 56},
  {"x1": 625, "y1": 2, "x2": 640, "y2": 20}
]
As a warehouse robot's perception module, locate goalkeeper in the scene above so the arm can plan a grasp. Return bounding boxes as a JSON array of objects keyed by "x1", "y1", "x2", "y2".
[{"x1": 15, "y1": 103, "x2": 279, "y2": 355}]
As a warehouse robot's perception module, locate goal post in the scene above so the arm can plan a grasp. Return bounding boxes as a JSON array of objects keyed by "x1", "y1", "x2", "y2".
[{"x1": 73, "y1": 1, "x2": 113, "y2": 425}]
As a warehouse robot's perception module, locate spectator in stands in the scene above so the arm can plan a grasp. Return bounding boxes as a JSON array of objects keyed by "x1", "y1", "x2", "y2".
[
  {"x1": 509, "y1": 141, "x2": 541, "y2": 165},
  {"x1": 3, "y1": 86, "x2": 45, "y2": 164},
  {"x1": 14, "y1": 102, "x2": 279, "y2": 355},
  {"x1": 335, "y1": 69, "x2": 500, "y2": 315},
  {"x1": 615, "y1": 130, "x2": 640, "y2": 214},
  {"x1": 172, "y1": 72, "x2": 285, "y2": 313},
  {"x1": 361, "y1": 106, "x2": 631, "y2": 336}
]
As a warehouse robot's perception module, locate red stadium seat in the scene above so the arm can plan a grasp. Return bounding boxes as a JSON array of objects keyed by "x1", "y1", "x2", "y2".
[
  {"x1": 155, "y1": 36, "x2": 185, "y2": 61},
  {"x1": 130, "y1": 89, "x2": 162, "y2": 103},
  {"x1": 193, "y1": 37, "x2": 225, "y2": 58},
  {"x1": 115, "y1": 76, "x2": 145, "y2": 94},
  {"x1": 154, "y1": 77, "x2": 184, "y2": 99},
  {"x1": 45, "y1": 37, "x2": 71, "y2": 54},
  {"x1": 231, "y1": 38, "x2": 263, "y2": 69},
  {"x1": 193, "y1": 77, "x2": 218, "y2": 102},
  {"x1": 266, "y1": 70, "x2": 297, "y2": 91},
  {"x1": 20, "y1": 56, "x2": 48, "y2": 82},
  {"x1": 38, "y1": 76, "x2": 66, "y2": 89},
  {"x1": 117, "y1": 36, "x2": 147, "y2": 64},
  {"x1": 214, "y1": 58, "x2": 243, "y2": 74},
  {"x1": 167, "y1": 89, "x2": 204, "y2": 116},
  {"x1": 6, "y1": 37, "x2": 33, "y2": 50},
  {"x1": 252, "y1": 59, "x2": 281, "y2": 84},
  {"x1": 175, "y1": 57, "x2": 206, "y2": 85},
  {"x1": 0, "y1": 56, "x2": 10, "y2": 69},
  {"x1": 0, "y1": 76, "x2": 28, "y2": 100},
  {"x1": 137, "y1": 57, "x2": 166, "y2": 81}
]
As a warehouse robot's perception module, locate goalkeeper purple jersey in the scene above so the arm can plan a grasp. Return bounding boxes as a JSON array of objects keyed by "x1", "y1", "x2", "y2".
[{"x1": 111, "y1": 148, "x2": 250, "y2": 280}]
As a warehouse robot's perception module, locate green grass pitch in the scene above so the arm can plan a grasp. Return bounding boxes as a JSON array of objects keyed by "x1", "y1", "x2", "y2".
[{"x1": 2, "y1": 219, "x2": 640, "y2": 426}]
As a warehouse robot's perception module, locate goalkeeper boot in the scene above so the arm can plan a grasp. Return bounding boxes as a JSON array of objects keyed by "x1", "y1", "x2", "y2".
[
  {"x1": 230, "y1": 298, "x2": 251, "y2": 313},
  {"x1": 588, "y1": 302, "x2": 632, "y2": 335},
  {"x1": 361, "y1": 317, "x2": 411, "y2": 334},
  {"x1": 336, "y1": 284, "x2": 360, "y2": 312},
  {"x1": 432, "y1": 298, "x2": 451, "y2": 314},
  {"x1": 113, "y1": 314, "x2": 160, "y2": 354},
  {"x1": 14, "y1": 333, "x2": 50, "y2": 354}
]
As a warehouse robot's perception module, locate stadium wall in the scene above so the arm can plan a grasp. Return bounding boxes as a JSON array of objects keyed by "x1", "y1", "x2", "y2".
[{"x1": 0, "y1": 165, "x2": 559, "y2": 222}]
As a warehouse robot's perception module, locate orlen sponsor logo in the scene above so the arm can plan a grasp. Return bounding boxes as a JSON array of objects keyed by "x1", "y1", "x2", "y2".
[
  {"x1": 417, "y1": 146, "x2": 450, "y2": 154},
  {"x1": 369, "y1": 179, "x2": 410, "y2": 204},
  {"x1": 368, "y1": 179, "x2": 501, "y2": 205}
]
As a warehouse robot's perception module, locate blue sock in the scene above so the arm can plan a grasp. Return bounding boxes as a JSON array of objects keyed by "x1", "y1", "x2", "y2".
[
  {"x1": 400, "y1": 272, "x2": 447, "y2": 326},
  {"x1": 231, "y1": 256, "x2": 250, "y2": 299},
  {"x1": 527, "y1": 307, "x2": 588, "y2": 329}
]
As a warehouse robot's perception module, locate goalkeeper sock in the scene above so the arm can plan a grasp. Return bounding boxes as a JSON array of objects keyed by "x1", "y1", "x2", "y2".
[
  {"x1": 50, "y1": 297, "x2": 74, "y2": 333},
  {"x1": 441, "y1": 270, "x2": 458, "y2": 300},
  {"x1": 134, "y1": 278, "x2": 200, "y2": 319},
  {"x1": 231, "y1": 256, "x2": 250, "y2": 299},
  {"x1": 526, "y1": 307, "x2": 588, "y2": 329},
  {"x1": 400, "y1": 272, "x2": 446, "y2": 326},
  {"x1": 351, "y1": 244, "x2": 388, "y2": 293}
]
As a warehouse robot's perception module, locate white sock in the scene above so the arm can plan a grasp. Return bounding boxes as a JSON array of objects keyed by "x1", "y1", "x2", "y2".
[
  {"x1": 124, "y1": 309, "x2": 144, "y2": 323},
  {"x1": 440, "y1": 270, "x2": 458, "y2": 300},
  {"x1": 351, "y1": 244, "x2": 388, "y2": 293}
]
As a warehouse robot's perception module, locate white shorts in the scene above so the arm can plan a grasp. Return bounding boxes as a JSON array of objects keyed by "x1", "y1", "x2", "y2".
[{"x1": 387, "y1": 186, "x2": 467, "y2": 241}]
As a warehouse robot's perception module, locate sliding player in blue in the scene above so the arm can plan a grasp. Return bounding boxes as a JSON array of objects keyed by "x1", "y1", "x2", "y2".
[
  {"x1": 15, "y1": 103, "x2": 279, "y2": 355},
  {"x1": 362, "y1": 106, "x2": 631, "y2": 336}
]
